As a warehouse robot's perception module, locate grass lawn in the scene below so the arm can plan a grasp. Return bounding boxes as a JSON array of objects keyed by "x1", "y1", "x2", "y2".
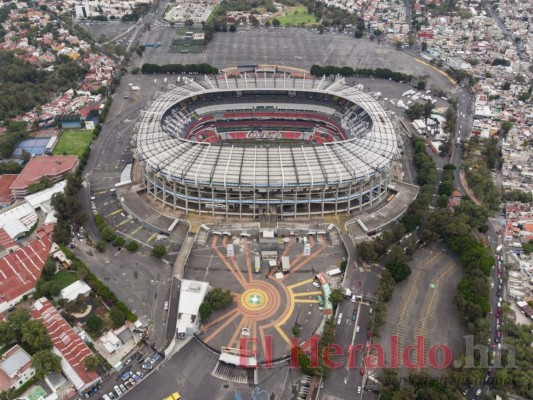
[
  {"x1": 53, "y1": 129, "x2": 93, "y2": 157},
  {"x1": 50, "y1": 270, "x2": 78, "y2": 290},
  {"x1": 275, "y1": 5, "x2": 317, "y2": 26}
]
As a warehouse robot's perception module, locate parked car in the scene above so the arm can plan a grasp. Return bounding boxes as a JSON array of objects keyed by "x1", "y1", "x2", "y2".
[{"x1": 113, "y1": 386, "x2": 122, "y2": 397}]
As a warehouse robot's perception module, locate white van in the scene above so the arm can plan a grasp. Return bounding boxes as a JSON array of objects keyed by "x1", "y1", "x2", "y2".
[{"x1": 337, "y1": 313, "x2": 343, "y2": 325}]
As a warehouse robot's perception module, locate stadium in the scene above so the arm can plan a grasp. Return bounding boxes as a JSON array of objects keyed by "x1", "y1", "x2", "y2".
[{"x1": 133, "y1": 66, "x2": 399, "y2": 218}]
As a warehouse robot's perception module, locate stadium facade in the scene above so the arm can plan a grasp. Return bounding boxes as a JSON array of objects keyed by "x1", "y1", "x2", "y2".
[{"x1": 133, "y1": 70, "x2": 399, "y2": 218}]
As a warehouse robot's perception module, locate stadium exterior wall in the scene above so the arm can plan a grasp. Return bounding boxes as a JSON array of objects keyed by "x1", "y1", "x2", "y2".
[{"x1": 134, "y1": 74, "x2": 398, "y2": 218}]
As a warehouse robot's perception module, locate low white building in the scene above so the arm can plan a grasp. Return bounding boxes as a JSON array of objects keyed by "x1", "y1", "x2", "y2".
[
  {"x1": 0, "y1": 345, "x2": 35, "y2": 391},
  {"x1": 176, "y1": 280, "x2": 209, "y2": 338},
  {"x1": 60, "y1": 280, "x2": 91, "y2": 302},
  {"x1": 99, "y1": 331, "x2": 122, "y2": 354}
]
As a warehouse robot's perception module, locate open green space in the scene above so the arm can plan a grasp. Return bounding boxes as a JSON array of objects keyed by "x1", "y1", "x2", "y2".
[
  {"x1": 53, "y1": 130, "x2": 93, "y2": 157},
  {"x1": 49, "y1": 270, "x2": 78, "y2": 290},
  {"x1": 170, "y1": 27, "x2": 204, "y2": 54},
  {"x1": 275, "y1": 5, "x2": 317, "y2": 26}
]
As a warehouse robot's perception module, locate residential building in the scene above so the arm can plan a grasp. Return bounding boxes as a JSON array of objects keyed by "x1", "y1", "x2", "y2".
[{"x1": 0, "y1": 345, "x2": 35, "y2": 391}]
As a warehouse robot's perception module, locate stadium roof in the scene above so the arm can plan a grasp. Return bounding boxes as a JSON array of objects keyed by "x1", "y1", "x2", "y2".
[{"x1": 135, "y1": 75, "x2": 398, "y2": 187}]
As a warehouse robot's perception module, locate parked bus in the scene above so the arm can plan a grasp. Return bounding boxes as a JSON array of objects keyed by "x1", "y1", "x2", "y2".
[{"x1": 281, "y1": 256, "x2": 291, "y2": 273}]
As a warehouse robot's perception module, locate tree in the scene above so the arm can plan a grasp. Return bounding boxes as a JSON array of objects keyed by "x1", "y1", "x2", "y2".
[
  {"x1": 100, "y1": 225, "x2": 116, "y2": 242},
  {"x1": 406, "y1": 102, "x2": 425, "y2": 120},
  {"x1": 86, "y1": 315, "x2": 105, "y2": 336},
  {"x1": 0, "y1": 308, "x2": 32, "y2": 347},
  {"x1": 32, "y1": 350, "x2": 62, "y2": 378},
  {"x1": 357, "y1": 241, "x2": 378, "y2": 263},
  {"x1": 500, "y1": 121, "x2": 513, "y2": 135},
  {"x1": 386, "y1": 258, "x2": 411, "y2": 283},
  {"x1": 95, "y1": 240, "x2": 106, "y2": 252},
  {"x1": 151, "y1": 244, "x2": 167, "y2": 258},
  {"x1": 199, "y1": 302, "x2": 212, "y2": 321},
  {"x1": 421, "y1": 41, "x2": 427, "y2": 52},
  {"x1": 110, "y1": 306, "x2": 126, "y2": 328},
  {"x1": 329, "y1": 289, "x2": 344, "y2": 309},
  {"x1": 423, "y1": 100, "x2": 434, "y2": 123},
  {"x1": 394, "y1": 40, "x2": 402, "y2": 49},
  {"x1": 229, "y1": 24, "x2": 237, "y2": 32},
  {"x1": 184, "y1": 19, "x2": 194, "y2": 27},
  {"x1": 205, "y1": 288, "x2": 233, "y2": 310},
  {"x1": 41, "y1": 259, "x2": 57, "y2": 280},
  {"x1": 83, "y1": 355, "x2": 100, "y2": 372},
  {"x1": 114, "y1": 237, "x2": 125, "y2": 247},
  {"x1": 126, "y1": 241, "x2": 139, "y2": 252},
  {"x1": 272, "y1": 18, "x2": 281, "y2": 28},
  {"x1": 354, "y1": 30, "x2": 363, "y2": 38},
  {"x1": 131, "y1": 67, "x2": 140, "y2": 74},
  {"x1": 21, "y1": 320, "x2": 53, "y2": 354}
]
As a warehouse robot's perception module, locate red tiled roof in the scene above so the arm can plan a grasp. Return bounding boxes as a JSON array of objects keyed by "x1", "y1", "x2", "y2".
[
  {"x1": 31, "y1": 298, "x2": 100, "y2": 390},
  {"x1": 10, "y1": 156, "x2": 78, "y2": 191},
  {"x1": 0, "y1": 224, "x2": 54, "y2": 305},
  {"x1": 0, "y1": 228, "x2": 17, "y2": 252},
  {"x1": 0, "y1": 175, "x2": 17, "y2": 205}
]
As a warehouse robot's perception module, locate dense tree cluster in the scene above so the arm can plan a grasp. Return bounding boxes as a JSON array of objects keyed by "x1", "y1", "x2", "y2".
[
  {"x1": 380, "y1": 369, "x2": 464, "y2": 400},
  {"x1": 462, "y1": 137, "x2": 501, "y2": 211},
  {"x1": 0, "y1": 160, "x2": 23, "y2": 174},
  {"x1": 309, "y1": 64, "x2": 414, "y2": 83},
  {"x1": 51, "y1": 174, "x2": 86, "y2": 245},
  {"x1": 121, "y1": 3, "x2": 151, "y2": 21},
  {"x1": 0, "y1": 51, "x2": 88, "y2": 120},
  {"x1": 0, "y1": 121, "x2": 27, "y2": 159},
  {"x1": 141, "y1": 63, "x2": 218, "y2": 75},
  {"x1": 504, "y1": 190, "x2": 533, "y2": 203}
]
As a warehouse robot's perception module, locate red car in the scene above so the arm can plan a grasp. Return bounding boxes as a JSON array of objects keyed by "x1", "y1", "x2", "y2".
[{"x1": 360, "y1": 367, "x2": 365, "y2": 375}]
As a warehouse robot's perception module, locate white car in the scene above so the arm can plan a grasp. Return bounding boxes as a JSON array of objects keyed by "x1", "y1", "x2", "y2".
[
  {"x1": 114, "y1": 386, "x2": 122, "y2": 397},
  {"x1": 357, "y1": 386, "x2": 361, "y2": 394},
  {"x1": 356, "y1": 325, "x2": 360, "y2": 333},
  {"x1": 312, "y1": 281, "x2": 320, "y2": 288},
  {"x1": 337, "y1": 313, "x2": 343, "y2": 325},
  {"x1": 476, "y1": 388, "x2": 482, "y2": 396}
]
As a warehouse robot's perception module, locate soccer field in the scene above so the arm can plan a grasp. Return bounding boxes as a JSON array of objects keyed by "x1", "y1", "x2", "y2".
[
  {"x1": 275, "y1": 6, "x2": 317, "y2": 26},
  {"x1": 53, "y1": 129, "x2": 93, "y2": 157}
]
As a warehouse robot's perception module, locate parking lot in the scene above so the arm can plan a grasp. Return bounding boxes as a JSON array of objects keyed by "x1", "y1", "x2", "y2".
[
  {"x1": 378, "y1": 243, "x2": 466, "y2": 376},
  {"x1": 136, "y1": 27, "x2": 455, "y2": 89}
]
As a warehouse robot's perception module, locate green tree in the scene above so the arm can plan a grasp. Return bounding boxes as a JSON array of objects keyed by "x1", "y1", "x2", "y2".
[
  {"x1": 126, "y1": 241, "x2": 139, "y2": 252},
  {"x1": 205, "y1": 288, "x2": 233, "y2": 310},
  {"x1": 109, "y1": 306, "x2": 126, "y2": 328},
  {"x1": 357, "y1": 241, "x2": 378, "y2": 263},
  {"x1": 0, "y1": 308, "x2": 32, "y2": 347},
  {"x1": 229, "y1": 24, "x2": 237, "y2": 32},
  {"x1": 21, "y1": 320, "x2": 53, "y2": 354},
  {"x1": 95, "y1": 240, "x2": 106, "y2": 252},
  {"x1": 329, "y1": 288, "x2": 344, "y2": 309},
  {"x1": 113, "y1": 237, "x2": 125, "y2": 247},
  {"x1": 421, "y1": 41, "x2": 428, "y2": 51},
  {"x1": 86, "y1": 315, "x2": 105, "y2": 336},
  {"x1": 199, "y1": 302, "x2": 212, "y2": 321},
  {"x1": 272, "y1": 18, "x2": 281, "y2": 27},
  {"x1": 83, "y1": 354, "x2": 100, "y2": 371},
  {"x1": 41, "y1": 259, "x2": 57, "y2": 280},
  {"x1": 151, "y1": 244, "x2": 167, "y2": 258},
  {"x1": 32, "y1": 349, "x2": 62, "y2": 378},
  {"x1": 100, "y1": 225, "x2": 116, "y2": 242},
  {"x1": 385, "y1": 256, "x2": 411, "y2": 283}
]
